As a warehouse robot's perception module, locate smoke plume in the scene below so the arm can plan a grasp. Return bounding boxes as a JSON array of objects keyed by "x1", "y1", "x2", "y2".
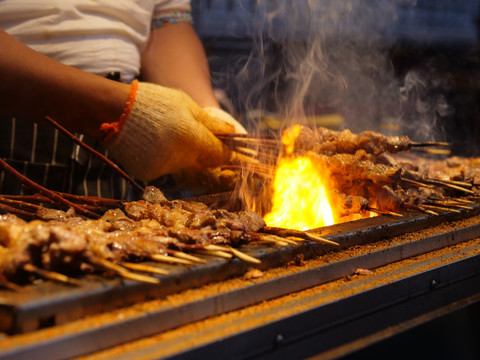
[{"x1": 217, "y1": 0, "x2": 453, "y2": 142}]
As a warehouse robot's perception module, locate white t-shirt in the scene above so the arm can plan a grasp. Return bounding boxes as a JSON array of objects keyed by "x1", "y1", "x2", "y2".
[{"x1": 0, "y1": 0, "x2": 191, "y2": 82}]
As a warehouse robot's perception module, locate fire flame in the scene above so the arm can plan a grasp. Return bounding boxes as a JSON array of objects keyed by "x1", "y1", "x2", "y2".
[{"x1": 263, "y1": 125, "x2": 335, "y2": 230}]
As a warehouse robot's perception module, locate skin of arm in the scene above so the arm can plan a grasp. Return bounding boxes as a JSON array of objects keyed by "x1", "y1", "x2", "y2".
[
  {"x1": 0, "y1": 21, "x2": 221, "y2": 138},
  {"x1": 0, "y1": 29, "x2": 130, "y2": 139},
  {"x1": 140, "y1": 22, "x2": 220, "y2": 108}
]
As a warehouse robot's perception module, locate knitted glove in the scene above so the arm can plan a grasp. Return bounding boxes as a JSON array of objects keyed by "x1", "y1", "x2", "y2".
[
  {"x1": 202, "y1": 107, "x2": 247, "y2": 134},
  {"x1": 100, "y1": 81, "x2": 234, "y2": 181}
]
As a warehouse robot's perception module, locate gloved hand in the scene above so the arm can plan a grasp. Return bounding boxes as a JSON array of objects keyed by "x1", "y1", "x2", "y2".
[
  {"x1": 100, "y1": 81, "x2": 237, "y2": 182},
  {"x1": 202, "y1": 107, "x2": 247, "y2": 134}
]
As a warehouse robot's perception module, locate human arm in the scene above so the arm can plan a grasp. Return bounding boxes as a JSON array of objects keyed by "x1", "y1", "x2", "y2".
[
  {"x1": 141, "y1": 21, "x2": 246, "y2": 133},
  {"x1": 141, "y1": 22, "x2": 219, "y2": 108},
  {"x1": 0, "y1": 29, "x2": 130, "y2": 139},
  {"x1": 0, "y1": 29, "x2": 234, "y2": 180}
]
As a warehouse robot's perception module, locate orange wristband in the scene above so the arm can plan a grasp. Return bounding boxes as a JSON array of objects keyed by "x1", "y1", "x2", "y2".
[{"x1": 100, "y1": 80, "x2": 139, "y2": 144}]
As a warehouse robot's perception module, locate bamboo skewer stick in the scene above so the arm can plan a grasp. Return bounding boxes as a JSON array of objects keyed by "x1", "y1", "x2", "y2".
[
  {"x1": 304, "y1": 232, "x2": 340, "y2": 246},
  {"x1": 45, "y1": 116, "x2": 144, "y2": 193},
  {"x1": 203, "y1": 244, "x2": 261, "y2": 264},
  {"x1": 408, "y1": 205, "x2": 439, "y2": 216},
  {"x1": 220, "y1": 164, "x2": 273, "y2": 175},
  {"x1": 116, "y1": 269, "x2": 161, "y2": 284},
  {"x1": 217, "y1": 134, "x2": 451, "y2": 151},
  {"x1": 453, "y1": 198, "x2": 476, "y2": 204},
  {"x1": 411, "y1": 148, "x2": 451, "y2": 155},
  {"x1": 429, "y1": 200, "x2": 474, "y2": 210},
  {"x1": 221, "y1": 164, "x2": 275, "y2": 176},
  {"x1": 0, "y1": 278, "x2": 22, "y2": 291},
  {"x1": 233, "y1": 147, "x2": 262, "y2": 160},
  {"x1": 261, "y1": 227, "x2": 339, "y2": 246},
  {"x1": 220, "y1": 165, "x2": 274, "y2": 179},
  {"x1": 121, "y1": 262, "x2": 170, "y2": 275},
  {"x1": 23, "y1": 264, "x2": 81, "y2": 286},
  {"x1": 2, "y1": 122, "x2": 477, "y2": 287},
  {"x1": 244, "y1": 162, "x2": 275, "y2": 172},
  {"x1": 150, "y1": 253, "x2": 194, "y2": 265},
  {"x1": 195, "y1": 249, "x2": 232, "y2": 259},
  {"x1": 228, "y1": 247, "x2": 261, "y2": 264},
  {"x1": 430, "y1": 178, "x2": 474, "y2": 189},
  {"x1": 215, "y1": 132, "x2": 278, "y2": 139},
  {"x1": 443, "y1": 203, "x2": 474, "y2": 210},
  {"x1": 401, "y1": 177, "x2": 434, "y2": 188},
  {"x1": 219, "y1": 138, "x2": 280, "y2": 150},
  {"x1": 256, "y1": 233, "x2": 301, "y2": 246},
  {"x1": 88, "y1": 256, "x2": 160, "y2": 284},
  {"x1": 402, "y1": 176, "x2": 475, "y2": 194},
  {"x1": 410, "y1": 141, "x2": 450, "y2": 147},
  {"x1": 262, "y1": 235, "x2": 301, "y2": 246},
  {"x1": 425, "y1": 179, "x2": 475, "y2": 194},
  {"x1": 286, "y1": 236, "x2": 306, "y2": 242},
  {"x1": 167, "y1": 250, "x2": 207, "y2": 264},
  {"x1": 366, "y1": 206, "x2": 403, "y2": 217},
  {"x1": 255, "y1": 235, "x2": 290, "y2": 247},
  {"x1": 421, "y1": 204, "x2": 461, "y2": 213},
  {"x1": 227, "y1": 146, "x2": 279, "y2": 164}
]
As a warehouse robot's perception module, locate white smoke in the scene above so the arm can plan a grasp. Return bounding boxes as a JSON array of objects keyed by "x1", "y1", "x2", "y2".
[
  {"x1": 218, "y1": 0, "x2": 454, "y2": 141},
  {"x1": 398, "y1": 57, "x2": 455, "y2": 142}
]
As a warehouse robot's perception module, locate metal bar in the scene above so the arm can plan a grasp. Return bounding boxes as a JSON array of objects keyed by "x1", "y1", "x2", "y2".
[
  {"x1": 1, "y1": 220, "x2": 480, "y2": 359},
  {"x1": 132, "y1": 242, "x2": 480, "y2": 360},
  {"x1": 4, "y1": 207, "x2": 477, "y2": 336}
]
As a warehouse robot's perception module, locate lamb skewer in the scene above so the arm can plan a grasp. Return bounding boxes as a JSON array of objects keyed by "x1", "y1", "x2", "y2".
[{"x1": 217, "y1": 126, "x2": 451, "y2": 158}]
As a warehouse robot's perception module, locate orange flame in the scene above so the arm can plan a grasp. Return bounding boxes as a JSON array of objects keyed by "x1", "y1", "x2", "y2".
[{"x1": 263, "y1": 125, "x2": 335, "y2": 230}]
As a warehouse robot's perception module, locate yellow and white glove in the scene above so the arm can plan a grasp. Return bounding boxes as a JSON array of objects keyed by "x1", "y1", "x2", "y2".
[
  {"x1": 202, "y1": 107, "x2": 247, "y2": 134},
  {"x1": 100, "y1": 81, "x2": 243, "y2": 182}
]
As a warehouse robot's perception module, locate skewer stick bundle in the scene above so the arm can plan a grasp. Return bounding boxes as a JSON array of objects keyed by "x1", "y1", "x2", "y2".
[
  {"x1": 23, "y1": 264, "x2": 82, "y2": 286},
  {"x1": 121, "y1": 262, "x2": 170, "y2": 275},
  {"x1": 150, "y1": 254, "x2": 195, "y2": 266}
]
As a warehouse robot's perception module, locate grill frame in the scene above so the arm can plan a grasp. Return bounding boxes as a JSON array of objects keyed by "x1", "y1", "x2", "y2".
[{"x1": 1, "y1": 204, "x2": 480, "y2": 359}]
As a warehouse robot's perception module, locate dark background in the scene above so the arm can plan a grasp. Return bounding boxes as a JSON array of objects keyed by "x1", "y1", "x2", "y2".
[
  {"x1": 190, "y1": 2, "x2": 480, "y2": 358},
  {"x1": 192, "y1": 0, "x2": 480, "y2": 157}
]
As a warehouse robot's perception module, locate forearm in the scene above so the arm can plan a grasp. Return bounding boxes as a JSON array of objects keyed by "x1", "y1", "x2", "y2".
[
  {"x1": 0, "y1": 29, "x2": 130, "y2": 139},
  {"x1": 140, "y1": 22, "x2": 219, "y2": 108}
]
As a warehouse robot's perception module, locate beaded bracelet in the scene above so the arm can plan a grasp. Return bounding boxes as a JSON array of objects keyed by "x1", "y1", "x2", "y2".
[{"x1": 152, "y1": 10, "x2": 192, "y2": 28}]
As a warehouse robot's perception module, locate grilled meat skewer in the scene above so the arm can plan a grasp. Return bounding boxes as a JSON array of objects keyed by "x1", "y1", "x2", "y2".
[{"x1": 291, "y1": 126, "x2": 449, "y2": 156}]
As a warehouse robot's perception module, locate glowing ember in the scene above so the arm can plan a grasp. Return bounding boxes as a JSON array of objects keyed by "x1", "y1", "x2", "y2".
[{"x1": 264, "y1": 125, "x2": 335, "y2": 230}]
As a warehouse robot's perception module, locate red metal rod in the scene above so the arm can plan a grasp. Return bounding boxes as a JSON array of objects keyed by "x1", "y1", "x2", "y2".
[
  {"x1": 1, "y1": 192, "x2": 122, "y2": 209},
  {"x1": 56, "y1": 192, "x2": 123, "y2": 208},
  {"x1": 0, "y1": 194, "x2": 56, "y2": 205},
  {"x1": 0, "y1": 158, "x2": 100, "y2": 218},
  {"x1": 44, "y1": 116, "x2": 144, "y2": 194},
  {"x1": 0, "y1": 196, "x2": 45, "y2": 212},
  {"x1": 0, "y1": 202, "x2": 37, "y2": 220}
]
